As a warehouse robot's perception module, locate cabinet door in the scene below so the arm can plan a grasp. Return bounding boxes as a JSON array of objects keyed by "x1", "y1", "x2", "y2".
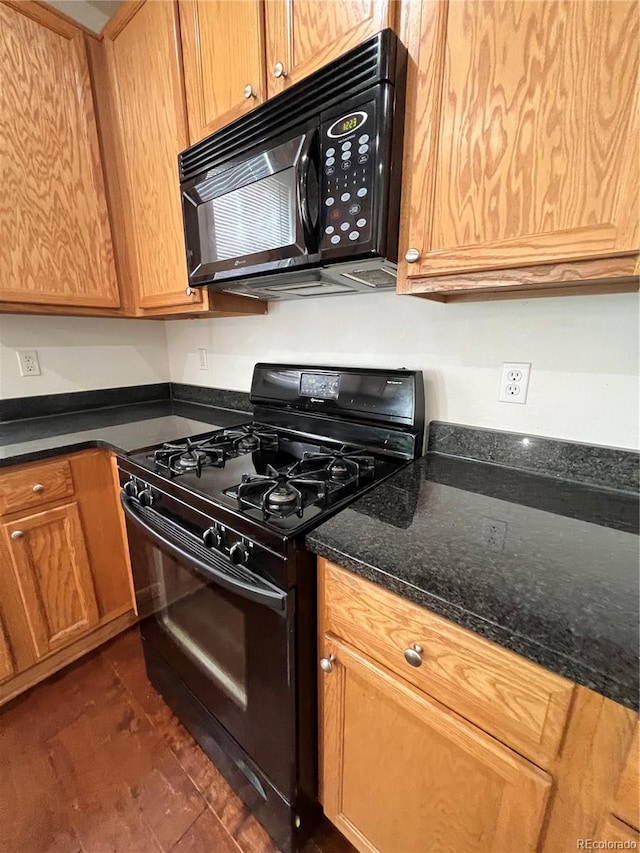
[
  {"x1": 0, "y1": 617, "x2": 15, "y2": 685},
  {"x1": 103, "y1": 1, "x2": 205, "y2": 312},
  {"x1": 264, "y1": 0, "x2": 395, "y2": 98},
  {"x1": 322, "y1": 638, "x2": 551, "y2": 853},
  {"x1": 0, "y1": 2, "x2": 119, "y2": 308},
  {"x1": 2, "y1": 503, "x2": 99, "y2": 658},
  {"x1": 180, "y1": 0, "x2": 265, "y2": 142},
  {"x1": 400, "y1": 0, "x2": 639, "y2": 288}
]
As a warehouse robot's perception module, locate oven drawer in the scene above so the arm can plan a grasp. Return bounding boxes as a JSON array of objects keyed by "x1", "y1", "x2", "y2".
[
  {"x1": 320, "y1": 559, "x2": 574, "y2": 767},
  {"x1": 0, "y1": 458, "x2": 75, "y2": 516}
]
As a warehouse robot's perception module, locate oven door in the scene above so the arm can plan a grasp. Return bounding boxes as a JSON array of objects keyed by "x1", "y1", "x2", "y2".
[
  {"x1": 182, "y1": 129, "x2": 319, "y2": 287},
  {"x1": 120, "y1": 494, "x2": 295, "y2": 795}
]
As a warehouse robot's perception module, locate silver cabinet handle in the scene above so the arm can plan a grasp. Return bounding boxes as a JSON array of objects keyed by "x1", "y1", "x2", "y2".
[
  {"x1": 32, "y1": 483, "x2": 45, "y2": 493},
  {"x1": 405, "y1": 248, "x2": 420, "y2": 263},
  {"x1": 185, "y1": 287, "x2": 194, "y2": 297},
  {"x1": 244, "y1": 83, "x2": 256, "y2": 99},
  {"x1": 11, "y1": 530, "x2": 24, "y2": 540},
  {"x1": 319, "y1": 654, "x2": 335, "y2": 673},
  {"x1": 273, "y1": 61, "x2": 287, "y2": 79},
  {"x1": 404, "y1": 643, "x2": 423, "y2": 667}
]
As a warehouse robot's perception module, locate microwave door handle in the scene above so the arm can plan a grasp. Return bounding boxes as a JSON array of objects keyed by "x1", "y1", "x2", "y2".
[
  {"x1": 296, "y1": 131, "x2": 318, "y2": 249},
  {"x1": 119, "y1": 493, "x2": 287, "y2": 614}
]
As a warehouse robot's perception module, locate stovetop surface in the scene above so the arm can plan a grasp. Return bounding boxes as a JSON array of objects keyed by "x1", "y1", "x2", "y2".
[{"x1": 126, "y1": 422, "x2": 404, "y2": 535}]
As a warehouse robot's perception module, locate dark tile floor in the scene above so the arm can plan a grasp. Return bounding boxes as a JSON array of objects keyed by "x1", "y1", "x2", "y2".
[{"x1": 0, "y1": 628, "x2": 353, "y2": 853}]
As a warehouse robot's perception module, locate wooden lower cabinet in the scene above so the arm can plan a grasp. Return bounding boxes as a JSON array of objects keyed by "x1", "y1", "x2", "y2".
[
  {"x1": 0, "y1": 450, "x2": 136, "y2": 705},
  {"x1": 322, "y1": 638, "x2": 551, "y2": 853},
  {"x1": 1, "y1": 503, "x2": 100, "y2": 658},
  {"x1": 319, "y1": 559, "x2": 640, "y2": 852}
]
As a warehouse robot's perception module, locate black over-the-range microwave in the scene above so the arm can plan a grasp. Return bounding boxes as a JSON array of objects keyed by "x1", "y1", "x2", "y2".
[{"x1": 178, "y1": 29, "x2": 407, "y2": 300}]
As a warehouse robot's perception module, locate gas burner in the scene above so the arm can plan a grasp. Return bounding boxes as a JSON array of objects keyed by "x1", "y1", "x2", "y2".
[
  {"x1": 233, "y1": 464, "x2": 327, "y2": 519},
  {"x1": 150, "y1": 437, "x2": 229, "y2": 478},
  {"x1": 297, "y1": 445, "x2": 376, "y2": 482},
  {"x1": 219, "y1": 426, "x2": 280, "y2": 454}
]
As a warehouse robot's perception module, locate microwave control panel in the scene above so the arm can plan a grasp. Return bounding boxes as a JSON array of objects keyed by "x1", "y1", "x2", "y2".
[{"x1": 319, "y1": 103, "x2": 375, "y2": 255}]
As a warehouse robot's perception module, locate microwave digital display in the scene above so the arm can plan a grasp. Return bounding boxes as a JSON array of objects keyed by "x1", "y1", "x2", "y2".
[
  {"x1": 327, "y1": 110, "x2": 368, "y2": 139},
  {"x1": 300, "y1": 373, "x2": 340, "y2": 400}
]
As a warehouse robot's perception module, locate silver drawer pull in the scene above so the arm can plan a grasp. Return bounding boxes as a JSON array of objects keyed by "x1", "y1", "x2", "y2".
[
  {"x1": 319, "y1": 655, "x2": 335, "y2": 674},
  {"x1": 244, "y1": 83, "x2": 256, "y2": 99},
  {"x1": 404, "y1": 644, "x2": 423, "y2": 667},
  {"x1": 32, "y1": 483, "x2": 45, "y2": 493},
  {"x1": 405, "y1": 248, "x2": 420, "y2": 263},
  {"x1": 273, "y1": 61, "x2": 287, "y2": 79},
  {"x1": 11, "y1": 530, "x2": 24, "y2": 540}
]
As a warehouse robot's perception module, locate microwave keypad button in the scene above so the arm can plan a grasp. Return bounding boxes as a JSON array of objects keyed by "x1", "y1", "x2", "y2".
[
  {"x1": 326, "y1": 147, "x2": 335, "y2": 157},
  {"x1": 341, "y1": 141, "x2": 352, "y2": 151},
  {"x1": 341, "y1": 151, "x2": 351, "y2": 161},
  {"x1": 325, "y1": 226, "x2": 335, "y2": 235},
  {"x1": 358, "y1": 134, "x2": 369, "y2": 145},
  {"x1": 357, "y1": 187, "x2": 368, "y2": 198},
  {"x1": 325, "y1": 156, "x2": 335, "y2": 166},
  {"x1": 358, "y1": 144, "x2": 369, "y2": 154},
  {"x1": 341, "y1": 161, "x2": 351, "y2": 170},
  {"x1": 325, "y1": 166, "x2": 335, "y2": 175},
  {"x1": 340, "y1": 192, "x2": 351, "y2": 202},
  {"x1": 340, "y1": 222, "x2": 350, "y2": 232},
  {"x1": 349, "y1": 231, "x2": 360, "y2": 241},
  {"x1": 348, "y1": 203, "x2": 361, "y2": 215},
  {"x1": 358, "y1": 155, "x2": 369, "y2": 164},
  {"x1": 330, "y1": 209, "x2": 341, "y2": 221},
  {"x1": 325, "y1": 197, "x2": 335, "y2": 206},
  {"x1": 356, "y1": 218, "x2": 367, "y2": 228},
  {"x1": 330, "y1": 235, "x2": 341, "y2": 245}
]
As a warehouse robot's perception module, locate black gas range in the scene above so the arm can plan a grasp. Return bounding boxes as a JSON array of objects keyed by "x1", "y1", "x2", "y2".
[{"x1": 117, "y1": 364, "x2": 424, "y2": 852}]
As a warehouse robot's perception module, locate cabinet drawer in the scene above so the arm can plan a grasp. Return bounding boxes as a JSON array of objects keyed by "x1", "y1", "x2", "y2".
[
  {"x1": 321, "y1": 560, "x2": 574, "y2": 766},
  {"x1": 0, "y1": 459, "x2": 75, "y2": 515}
]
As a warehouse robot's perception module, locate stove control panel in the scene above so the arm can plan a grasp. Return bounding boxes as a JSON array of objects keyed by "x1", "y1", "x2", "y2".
[{"x1": 320, "y1": 102, "x2": 375, "y2": 254}]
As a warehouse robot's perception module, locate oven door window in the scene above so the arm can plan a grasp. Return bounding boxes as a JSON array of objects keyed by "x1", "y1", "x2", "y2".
[
  {"x1": 182, "y1": 130, "x2": 319, "y2": 281},
  {"x1": 151, "y1": 549, "x2": 248, "y2": 710}
]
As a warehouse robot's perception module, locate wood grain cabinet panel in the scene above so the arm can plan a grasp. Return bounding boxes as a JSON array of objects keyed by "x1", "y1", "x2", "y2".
[
  {"x1": 321, "y1": 637, "x2": 552, "y2": 853},
  {"x1": 321, "y1": 560, "x2": 573, "y2": 767},
  {"x1": 179, "y1": 0, "x2": 266, "y2": 143},
  {"x1": 399, "y1": 0, "x2": 640, "y2": 298},
  {"x1": 0, "y1": 2, "x2": 119, "y2": 308},
  {"x1": 613, "y1": 723, "x2": 640, "y2": 830},
  {"x1": 594, "y1": 816, "x2": 640, "y2": 847},
  {"x1": 103, "y1": 1, "x2": 204, "y2": 312},
  {"x1": 0, "y1": 617, "x2": 15, "y2": 685},
  {"x1": 2, "y1": 503, "x2": 100, "y2": 659},
  {"x1": 0, "y1": 458, "x2": 74, "y2": 516},
  {"x1": 264, "y1": 0, "x2": 395, "y2": 98}
]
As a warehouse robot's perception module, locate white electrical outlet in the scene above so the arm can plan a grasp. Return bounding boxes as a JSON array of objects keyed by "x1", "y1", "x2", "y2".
[
  {"x1": 499, "y1": 362, "x2": 531, "y2": 404},
  {"x1": 197, "y1": 347, "x2": 208, "y2": 371},
  {"x1": 481, "y1": 517, "x2": 508, "y2": 551},
  {"x1": 17, "y1": 350, "x2": 41, "y2": 377}
]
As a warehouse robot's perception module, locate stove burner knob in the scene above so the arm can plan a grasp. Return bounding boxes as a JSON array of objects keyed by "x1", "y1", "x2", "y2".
[
  {"x1": 229, "y1": 542, "x2": 249, "y2": 565},
  {"x1": 203, "y1": 527, "x2": 223, "y2": 549},
  {"x1": 123, "y1": 480, "x2": 139, "y2": 498},
  {"x1": 138, "y1": 488, "x2": 154, "y2": 508}
]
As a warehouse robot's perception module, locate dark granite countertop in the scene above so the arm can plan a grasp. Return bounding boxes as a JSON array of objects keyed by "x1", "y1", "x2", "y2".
[
  {"x1": 0, "y1": 397, "x2": 250, "y2": 465},
  {"x1": 307, "y1": 453, "x2": 640, "y2": 710}
]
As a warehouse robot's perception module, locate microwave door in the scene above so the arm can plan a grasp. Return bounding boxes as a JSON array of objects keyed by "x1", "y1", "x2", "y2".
[{"x1": 182, "y1": 131, "x2": 319, "y2": 286}]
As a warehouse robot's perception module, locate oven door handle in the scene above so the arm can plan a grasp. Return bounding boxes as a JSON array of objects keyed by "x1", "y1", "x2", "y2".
[{"x1": 120, "y1": 493, "x2": 287, "y2": 614}]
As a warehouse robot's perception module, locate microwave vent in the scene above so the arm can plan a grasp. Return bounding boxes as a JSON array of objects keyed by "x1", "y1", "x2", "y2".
[
  {"x1": 179, "y1": 30, "x2": 398, "y2": 183},
  {"x1": 340, "y1": 267, "x2": 397, "y2": 287}
]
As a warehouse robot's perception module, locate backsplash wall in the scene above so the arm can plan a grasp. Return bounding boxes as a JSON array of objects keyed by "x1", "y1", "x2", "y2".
[
  {"x1": 165, "y1": 291, "x2": 639, "y2": 450},
  {"x1": 0, "y1": 315, "x2": 169, "y2": 401}
]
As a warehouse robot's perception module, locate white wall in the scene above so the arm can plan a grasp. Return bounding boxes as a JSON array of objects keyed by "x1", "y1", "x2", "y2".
[
  {"x1": 0, "y1": 315, "x2": 169, "y2": 400},
  {"x1": 165, "y1": 291, "x2": 640, "y2": 450}
]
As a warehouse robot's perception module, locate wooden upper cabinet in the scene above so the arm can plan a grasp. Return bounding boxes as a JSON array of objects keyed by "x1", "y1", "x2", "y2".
[
  {"x1": 1, "y1": 502, "x2": 100, "y2": 659},
  {"x1": 322, "y1": 638, "x2": 552, "y2": 853},
  {"x1": 0, "y1": 2, "x2": 119, "y2": 308},
  {"x1": 179, "y1": 0, "x2": 266, "y2": 143},
  {"x1": 102, "y1": 1, "x2": 204, "y2": 312},
  {"x1": 264, "y1": 0, "x2": 396, "y2": 98},
  {"x1": 399, "y1": 0, "x2": 640, "y2": 299}
]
